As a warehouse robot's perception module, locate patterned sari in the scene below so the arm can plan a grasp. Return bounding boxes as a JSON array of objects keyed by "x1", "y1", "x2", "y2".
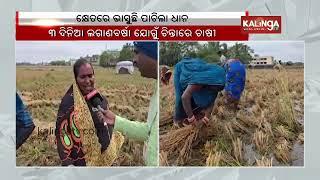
[{"x1": 55, "y1": 82, "x2": 124, "y2": 166}]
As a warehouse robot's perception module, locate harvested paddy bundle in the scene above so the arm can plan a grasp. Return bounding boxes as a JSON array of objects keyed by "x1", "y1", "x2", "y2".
[
  {"x1": 252, "y1": 130, "x2": 269, "y2": 154},
  {"x1": 232, "y1": 138, "x2": 243, "y2": 163},
  {"x1": 206, "y1": 151, "x2": 222, "y2": 166},
  {"x1": 205, "y1": 141, "x2": 222, "y2": 166},
  {"x1": 160, "y1": 115, "x2": 174, "y2": 127},
  {"x1": 73, "y1": 83, "x2": 124, "y2": 166},
  {"x1": 275, "y1": 125, "x2": 293, "y2": 140},
  {"x1": 224, "y1": 122, "x2": 235, "y2": 141},
  {"x1": 160, "y1": 125, "x2": 200, "y2": 165},
  {"x1": 232, "y1": 120, "x2": 250, "y2": 134},
  {"x1": 159, "y1": 151, "x2": 169, "y2": 166},
  {"x1": 262, "y1": 122, "x2": 274, "y2": 138},
  {"x1": 256, "y1": 156, "x2": 273, "y2": 166},
  {"x1": 275, "y1": 137, "x2": 291, "y2": 164}
]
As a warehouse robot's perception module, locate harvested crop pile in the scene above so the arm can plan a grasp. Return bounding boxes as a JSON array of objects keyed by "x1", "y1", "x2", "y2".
[{"x1": 160, "y1": 125, "x2": 200, "y2": 165}]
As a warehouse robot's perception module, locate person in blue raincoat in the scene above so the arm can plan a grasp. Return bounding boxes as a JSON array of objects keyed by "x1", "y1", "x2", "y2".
[
  {"x1": 173, "y1": 58, "x2": 226, "y2": 127},
  {"x1": 220, "y1": 53, "x2": 246, "y2": 110}
]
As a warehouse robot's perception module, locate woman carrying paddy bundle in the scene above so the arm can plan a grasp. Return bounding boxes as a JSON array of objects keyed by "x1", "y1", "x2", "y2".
[
  {"x1": 55, "y1": 59, "x2": 124, "y2": 166},
  {"x1": 173, "y1": 57, "x2": 226, "y2": 128}
]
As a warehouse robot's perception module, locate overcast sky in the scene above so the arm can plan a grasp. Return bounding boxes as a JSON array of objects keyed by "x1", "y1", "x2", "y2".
[
  {"x1": 16, "y1": 41, "x2": 304, "y2": 63},
  {"x1": 16, "y1": 41, "x2": 131, "y2": 63},
  {"x1": 221, "y1": 41, "x2": 304, "y2": 62}
]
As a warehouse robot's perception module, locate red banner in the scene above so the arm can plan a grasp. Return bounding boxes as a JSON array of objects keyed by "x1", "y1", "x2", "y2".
[{"x1": 16, "y1": 25, "x2": 249, "y2": 41}]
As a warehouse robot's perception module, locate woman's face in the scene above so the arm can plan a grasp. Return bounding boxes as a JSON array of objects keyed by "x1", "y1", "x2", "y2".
[{"x1": 76, "y1": 63, "x2": 95, "y2": 95}]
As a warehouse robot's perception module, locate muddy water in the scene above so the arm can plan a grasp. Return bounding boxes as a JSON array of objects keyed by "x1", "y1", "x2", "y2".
[
  {"x1": 244, "y1": 144, "x2": 281, "y2": 166},
  {"x1": 296, "y1": 117, "x2": 304, "y2": 126},
  {"x1": 291, "y1": 141, "x2": 304, "y2": 166},
  {"x1": 243, "y1": 144, "x2": 259, "y2": 166}
]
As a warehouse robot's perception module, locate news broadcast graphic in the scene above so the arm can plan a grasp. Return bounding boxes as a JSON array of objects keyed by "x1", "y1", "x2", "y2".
[{"x1": 15, "y1": 11, "x2": 302, "y2": 168}]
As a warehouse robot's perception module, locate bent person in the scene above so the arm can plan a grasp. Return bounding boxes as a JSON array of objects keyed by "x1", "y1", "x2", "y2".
[{"x1": 173, "y1": 57, "x2": 226, "y2": 127}]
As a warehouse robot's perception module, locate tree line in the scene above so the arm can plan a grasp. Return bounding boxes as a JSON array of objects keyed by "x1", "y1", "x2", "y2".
[
  {"x1": 20, "y1": 43, "x2": 135, "y2": 67},
  {"x1": 99, "y1": 43, "x2": 134, "y2": 67},
  {"x1": 160, "y1": 42, "x2": 254, "y2": 66}
]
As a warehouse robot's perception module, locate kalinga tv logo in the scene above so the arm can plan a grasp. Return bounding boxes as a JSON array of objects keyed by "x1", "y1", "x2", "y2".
[{"x1": 241, "y1": 16, "x2": 281, "y2": 33}]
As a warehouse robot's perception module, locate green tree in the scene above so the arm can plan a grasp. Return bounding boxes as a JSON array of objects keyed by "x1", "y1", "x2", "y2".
[
  {"x1": 226, "y1": 43, "x2": 254, "y2": 64},
  {"x1": 118, "y1": 43, "x2": 134, "y2": 61},
  {"x1": 197, "y1": 42, "x2": 221, "y2": 63},
  {"x1": 99, "y1": 51, "x2": 115, "y2": 67},
  {"x1": 160, "y1": 42, "x2": 182, "y2": 66},
  {"x1": 49, "y1": 60, "x2": 68, "y2": 66},
  {"x1": 160, "y1": 42, "x2": 202, "y2": 66},
  {"x1": 180, "y1": 42, "x2": 200, "y2": 58}
]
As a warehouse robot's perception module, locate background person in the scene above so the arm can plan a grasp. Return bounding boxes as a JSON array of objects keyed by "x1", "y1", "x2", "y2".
[
  {"x1": 220, "y1": 54, "x2": 246, "y2": 110},
  {"x1": 16, "y1": 92, "x2": 35, "y2": 149}
]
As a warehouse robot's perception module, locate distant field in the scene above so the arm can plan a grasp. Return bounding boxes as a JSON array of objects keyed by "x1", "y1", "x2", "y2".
[{"x1": 16, "y1": 66, "x2": 155, "y2": 166}]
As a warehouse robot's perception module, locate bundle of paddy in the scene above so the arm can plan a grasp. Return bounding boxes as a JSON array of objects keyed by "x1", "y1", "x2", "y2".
[
  {"x1": 256, "y1": 156, "x2": 273, "y2": 167},
  {"x1": 160, "y1": 125, "x2": 200, "y2": 165},
  {"x1": 73, "y1": 84, "x2": 124, "y2": 166},
  {"x1": 232, "y1": 138, "x2": 244, "y2": 164},
  {"x1": 255, "y1": 110, "x2": 267, "y2": 129},
  {"x1": 233, "y1": 109, "x2": 252, "y2": 134},
  {"x1": 261, "y1": 121, "x2": 274, "y2": 138},
  {"x1": 206, "y1": 151, "x2": 222, "y2": 166},
  {"x1": 275, "y1": 137, "x2": 291, "y2": 164},
  {"x1": 159, "y1": 151, "x2": 169, "y2": 166},
  {"x1": 236, "y1": 110, "x2": 256, "y2": 129},
  {"x1": 252, "y1": 130, "x2": 269, "y2": 154},
  {"x1": 275, "y1": 125, "x2": 294, "y2": 141},
  {"x1": 205, "y1": 141, "x2": 223, "y2": 166},
  {"x1": 224, "y1": 122, "x2": 235, "y2": 141},
  {"x1": 160, "y1": 114, "x2": 174, "y2": 127}
]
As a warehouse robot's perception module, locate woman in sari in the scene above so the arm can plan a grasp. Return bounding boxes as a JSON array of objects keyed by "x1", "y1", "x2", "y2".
[
  {"x1": 173, "y1": 57, "x2": 226, "y2": 127},
  {"x1": 221, "y1": 57, "x2": 246, "y2": 110},
  {"x1": 55, "y1": 59, "x2": 124, "y2": 166}
]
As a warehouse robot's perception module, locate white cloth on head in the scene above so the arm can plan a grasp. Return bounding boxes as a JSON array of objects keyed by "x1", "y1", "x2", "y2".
[{"x1": 220, "y1": 55, "x2": 226, "y2": 63}]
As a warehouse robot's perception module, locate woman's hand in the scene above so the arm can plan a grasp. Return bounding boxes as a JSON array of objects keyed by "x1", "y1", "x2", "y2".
[
  {"x1": 160, "y1": 66, "x2": 172, "y2": 85},
  {"x1": 192, "y1": 116, "x2": 209, "y2": 128},
  {"x1": 97, "y1": 107, "x2": 116, "y2": 125},
  {"x1": 201, "y1": 116, "x2": 209, "y2": 126},
  {"x1": 182, "y1": 115, "x2": 196, "y2": 126}
]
